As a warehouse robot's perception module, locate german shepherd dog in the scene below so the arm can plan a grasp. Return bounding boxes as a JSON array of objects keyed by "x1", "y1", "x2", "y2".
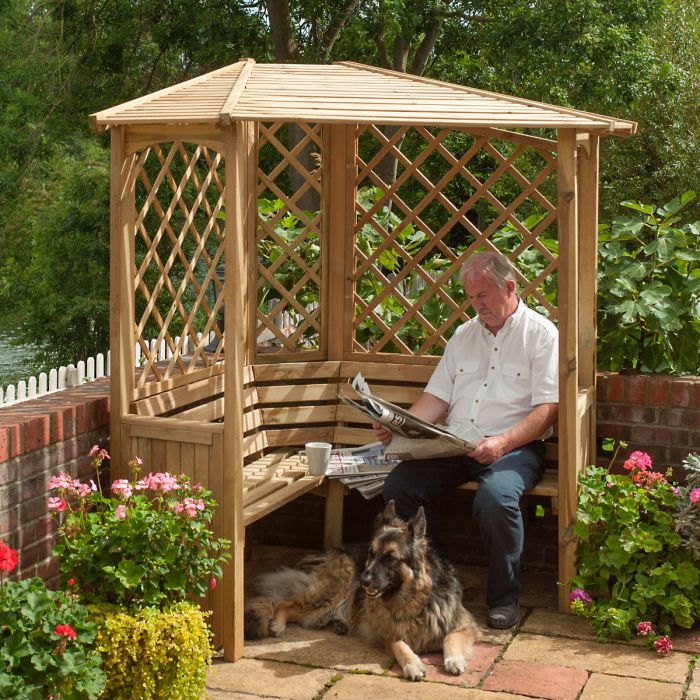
[{"x1": 244, "y1": 501, "x2": 480, "y2": 681}]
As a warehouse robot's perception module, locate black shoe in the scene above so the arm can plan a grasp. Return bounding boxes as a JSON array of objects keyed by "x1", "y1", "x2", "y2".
[{"x1": 487, "y1": 602, "x2": 519, "y2": 629}]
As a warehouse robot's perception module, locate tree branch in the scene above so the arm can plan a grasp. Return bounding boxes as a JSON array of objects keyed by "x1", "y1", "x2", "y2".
[
  {"x1": 265, "y1": 0, "x2": 297, "y2": 62},
  {"x1": 320, "y1": 0, "x2": 362, "y2": 62},
  {"x1": 410, "y1": 13, "x2": 444, "y2": 76}
]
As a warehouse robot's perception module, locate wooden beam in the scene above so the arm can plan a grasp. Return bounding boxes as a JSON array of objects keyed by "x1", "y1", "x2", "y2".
[
  {"x1": 109, "y1": 126, "x2": 137, "y2": 479},
  {"x1": 219, "y1": 59, "x2": 256, "y2": 126},
  {"x1": 577, "y1": 134, "x2": 600, "y2": 468},
  {"x1": 222, "y1": 121, "x2": 254, "y2": 661},
  {"x1": 556, "y1": 129, "x2": 579, "y2": 612}
]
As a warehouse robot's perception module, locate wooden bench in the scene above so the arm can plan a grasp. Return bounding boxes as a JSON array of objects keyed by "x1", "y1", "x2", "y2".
[{"x1": 120, "y1": 358, "x2": 561, "y2": 645}]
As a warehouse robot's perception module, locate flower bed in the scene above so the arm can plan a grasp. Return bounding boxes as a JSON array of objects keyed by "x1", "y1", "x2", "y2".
[{"x1": 569, "y1": 449, "x2": 700, "y2": 653}]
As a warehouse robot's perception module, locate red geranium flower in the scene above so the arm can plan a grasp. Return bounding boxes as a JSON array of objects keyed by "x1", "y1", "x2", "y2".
[
  {"x1": 0, "y1": 542, "x2": 18, "y2": 572},
  {"x1": 54, "y1": 624, "x2": 77, "y2": 640}
]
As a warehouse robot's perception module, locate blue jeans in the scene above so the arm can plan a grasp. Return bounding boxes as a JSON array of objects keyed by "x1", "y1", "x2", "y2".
[{"x1": 382, "y1": 441, "x2": 545, "y2": 607}]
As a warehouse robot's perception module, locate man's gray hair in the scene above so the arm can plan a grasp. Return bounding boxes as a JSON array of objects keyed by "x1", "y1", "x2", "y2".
[{"x1": 460, "y1": 251, "x2": 517, "y2": 287}]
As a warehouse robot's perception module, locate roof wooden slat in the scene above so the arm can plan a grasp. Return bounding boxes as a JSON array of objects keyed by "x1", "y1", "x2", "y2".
[{"x1": 90, "y1": 60, "x2": 637, "y2": 137}]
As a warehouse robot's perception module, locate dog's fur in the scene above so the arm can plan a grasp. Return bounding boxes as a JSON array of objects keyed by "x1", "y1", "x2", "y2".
[{"x1": 244, "y1": 501, "x2": 480, "y2": 680}]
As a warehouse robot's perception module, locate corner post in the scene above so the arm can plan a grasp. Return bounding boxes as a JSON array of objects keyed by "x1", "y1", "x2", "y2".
[
  {"x1": 109, "y1": 126, "x2": 136, "y2": 478},
  {"x1": 557, "y1": 129, "x2": 580, "y2": 611},
  {"x1": 222, "y1": 121, "x2": 254, "y2": 661}
]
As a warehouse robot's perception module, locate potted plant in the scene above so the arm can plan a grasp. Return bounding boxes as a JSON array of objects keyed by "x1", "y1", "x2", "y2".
[
  {"x1": 0, "y1": 540, "x2": 106, "y2": 698},
  {"x1": 48, "y1": 447, "x2": 231, "y2": 699},
  {"x1": 569, "y1": 448, "x2": 700, "y2": 653}
]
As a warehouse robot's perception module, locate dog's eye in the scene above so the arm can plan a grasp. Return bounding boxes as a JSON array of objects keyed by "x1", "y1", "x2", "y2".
[{"x1": 385, "y1": 551, "x2": 400, "y2": 561}]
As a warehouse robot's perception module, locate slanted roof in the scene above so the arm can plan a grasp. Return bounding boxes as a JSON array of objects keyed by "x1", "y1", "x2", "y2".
[{"x1": 90, "y1": 59, "x2": 636, "y2": 136}]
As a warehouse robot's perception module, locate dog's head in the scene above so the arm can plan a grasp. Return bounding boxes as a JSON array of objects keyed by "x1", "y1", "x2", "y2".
[{"x1": 359, "y1": 500, "x2": 428, "y2": 599}]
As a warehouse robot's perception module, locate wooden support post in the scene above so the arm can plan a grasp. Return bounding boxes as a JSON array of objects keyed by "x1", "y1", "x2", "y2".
[
  {"x1": 109, "y1": 126, "x2": 136, "y2": 479},
  {"x1": 321, "y1": 124, "x2": 357, "y2": 546},
  {"x1": 557, "y1": 129, "x2": 579, "y2": 612},
  {"x1": 325, "y1": 124, "x2": 357, "y2": 361},
  {"x1": 577, "y1": 134, "x2": 600, "y2": 468},
  {"x1": 222, "y1": 122, "x2": 254, "y2": 661}
]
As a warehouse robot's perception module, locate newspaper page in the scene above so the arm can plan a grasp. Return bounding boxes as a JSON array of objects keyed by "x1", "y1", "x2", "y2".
[
  {"x1": 338, "y1": 373, "x2": 484, "y2": 459},
  {"x1": 325, "y1": 442, "x2": 400, "y2": 477}
]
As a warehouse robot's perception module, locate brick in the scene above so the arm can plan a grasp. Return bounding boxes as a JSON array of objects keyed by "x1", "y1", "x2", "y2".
[
  {"x1": 0, "y1": 427, "x2": 9, "y2": 464},
  {"x1": 631, "y1": 425, "x2": 675, "y2": 446},
  {"x1": 605, "y1": 374, "x2": 626, "y2": 403},
  {"x1": 483, "y1": 660, "x2": 589, "y2": 700},
  {"x1": 671, "y1": 378, "x2": 694, "y2": 408},
  {"x1": 0, "y1": 508, "x2": 19, "y2": 538},
  {"x1": 647, "y1": 376, "x2": 670, "y2": 406},
  {"x1": 626, "y1": 374, "x2": 648, "y2": 404},
  {"x1": 19, "y1": 494, "x2": 48, "y2": 523}
]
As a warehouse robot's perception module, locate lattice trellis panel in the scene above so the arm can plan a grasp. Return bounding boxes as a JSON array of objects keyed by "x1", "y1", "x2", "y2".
[
  {"x1": 133, "y1": 142, "x2": 225, "y2": 390},
  {"x1": 353, "y1": 126, "x2": 558, "y2": 357},
  {"x1": 255, "y1": 122, "x2": 324, "y2": 354}
]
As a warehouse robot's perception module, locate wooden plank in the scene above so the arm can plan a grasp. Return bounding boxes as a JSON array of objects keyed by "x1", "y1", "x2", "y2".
[
  {"x1": 556, "y1": 129, "x2": 580, "y2": 612},
  {"x1": 457, "y1": 469, "x2": 558, "y2": 498},
  {"x1": 243, "y1": 474, "x2": 325, "y2": 526},
  {"x1": 255, "y1": 384, "x2": 338, "y2": 404},
  {"x1": 253, "y1": 361, "x2": 341, "y2": 382},
  {"x1": 132, "y1": 371, "x2": 224, "y2": 415},
  {"x1": 339, "y1": 360, "x2": 434, "y2": 383},
  {"x1": 151, "y1": 439, "x2": 167, "y2": 471},
  {"x1": 124, "y1": 125, "x2": 225, "y2": 156},
  {"x1": 219, "y1": 59, "x2": 256, "y2": 126},
  {"x1": 265, "y1": 427, "x2": 335, "y2": 447},
  {"x1": 126, "y1": 424, "x2": 214, "y2": 446},
  {"x1": 175, "y1": 397, "x2": 225, "y2": 422},
  {"x1": 260, "y1": 405, "x2": 337, "y2": 426},
  {"x1": 324, "y1": 479, "x2": 346, "y2": 548}
]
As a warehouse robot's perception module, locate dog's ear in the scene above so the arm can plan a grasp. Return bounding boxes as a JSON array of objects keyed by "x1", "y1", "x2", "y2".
[
  {"x1": 374, "y1": 500, "x2": 397, "y2": 528},
  {"x1": 408, "y1": 506, "x2": 427, "y2": 540}
]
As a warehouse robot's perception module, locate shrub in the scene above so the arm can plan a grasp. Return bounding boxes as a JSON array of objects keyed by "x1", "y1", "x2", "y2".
[
  {"x1": 570, "y1": 451, "x2": 700, "y2": 644},
  {"x1": 49, "y1": 448, "x2": 231, "y2": 608},
  {"x1": 0, "y1": 543, "x2": 105, "y2": 699},
  {"x1": 91, "y1": 601, "x2": 212, "y2": 700}
]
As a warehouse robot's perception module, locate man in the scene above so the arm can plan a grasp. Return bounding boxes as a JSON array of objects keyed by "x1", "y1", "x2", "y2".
[{"x1": 376, "y1": 251, "x2": 558, "y2": 629}]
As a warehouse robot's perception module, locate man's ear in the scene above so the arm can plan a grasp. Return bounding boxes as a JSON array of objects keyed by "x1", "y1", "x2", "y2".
[{"x1": 506, "y1": 279, "x2": 516, "y2": 295}]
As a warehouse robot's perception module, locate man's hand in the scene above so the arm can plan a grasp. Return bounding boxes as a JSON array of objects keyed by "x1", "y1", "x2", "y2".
[
  {"x1": 372, "y1": 422, "x2": 393, "y2": 446},
  {"x1": 469, "y1": 435, "x2": 510, "y2": 464}
]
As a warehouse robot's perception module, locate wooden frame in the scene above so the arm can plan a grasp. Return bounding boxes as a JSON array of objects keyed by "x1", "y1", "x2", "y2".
[{"x1": 95, "y1": 60, "x2": 635, "y2": 661}]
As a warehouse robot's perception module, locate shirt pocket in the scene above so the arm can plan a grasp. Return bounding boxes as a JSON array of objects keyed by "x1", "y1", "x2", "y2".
[
  {"x1": 501, "y1": 362, "x2": 531, "y2": 402},
  {"x1": 455, "y1": 360, "x2": 480, "y2": 378},
  {"x1": 502, "y1": 363, "x2": 530, "y2": 382}
]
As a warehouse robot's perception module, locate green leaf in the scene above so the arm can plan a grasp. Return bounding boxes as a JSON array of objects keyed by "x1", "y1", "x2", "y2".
[
  {"x1": 621, "y1": 200, "x2": 655, "y2": 215},
  {"x1": 115, "y1": 560, "x2": 146, "y2": 588}
]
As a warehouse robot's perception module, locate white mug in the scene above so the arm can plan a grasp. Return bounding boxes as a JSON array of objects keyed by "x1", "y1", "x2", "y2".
[{"x1": 300, "y1": 442, "x2": 332, "y2": 476}]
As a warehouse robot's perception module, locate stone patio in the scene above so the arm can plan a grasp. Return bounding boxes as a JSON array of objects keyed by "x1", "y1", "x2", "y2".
[{"x1": 206, "y1": 546, "x2": 700, "y2": 699}]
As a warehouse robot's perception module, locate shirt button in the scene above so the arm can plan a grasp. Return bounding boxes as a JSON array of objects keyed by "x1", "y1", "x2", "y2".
[
  {"x1": 491, "y1": 366, "x2": 495, "y2": 370},
  {"x1": 483, "y1": 383, "x2": 487, "y2": 387},
  {"x1": 475, "y1": 399, "x2": 479, "y2": 403},
  {"x1": 470, "y1": 419, "x2": 475, "y2": 422}
]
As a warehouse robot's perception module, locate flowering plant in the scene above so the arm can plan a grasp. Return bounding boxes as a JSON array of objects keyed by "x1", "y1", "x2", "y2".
[
  {"x1": 49, "y1": 447, "x2": 231, "y2": 608},
  {"x1": 0, "y1": 541, "x2": 105, "y2": 698},
  {"x1": 570, "y1": 449, "x2": 700, "y2": 647}
]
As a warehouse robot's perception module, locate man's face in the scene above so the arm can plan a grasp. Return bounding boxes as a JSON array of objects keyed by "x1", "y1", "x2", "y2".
[{"x1": 463, "y1": 273, "x2": 516, "y2": 332}]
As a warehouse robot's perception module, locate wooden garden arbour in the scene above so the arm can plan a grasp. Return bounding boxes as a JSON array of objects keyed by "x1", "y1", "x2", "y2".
[{"x1": 91, "y1": 59, "x2": 636, "y2": 660}]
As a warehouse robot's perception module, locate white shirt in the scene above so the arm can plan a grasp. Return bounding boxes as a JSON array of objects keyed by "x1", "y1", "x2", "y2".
[{"x1": 426, "y1": 300, "x2": 558, "y2": 437}]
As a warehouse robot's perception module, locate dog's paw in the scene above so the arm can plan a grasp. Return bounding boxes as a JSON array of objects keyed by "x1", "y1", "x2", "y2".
[
  {"x1": 443, "y1": 655, "x2": 467, "y2": 675},
  {"x1": 332, "y1": 618, "x2": 349, "y2": 635},
  {"x1": 269, "y1": 619, "x2": 286, "y2": 637},
  {"x1": 402, "y1": 660, "x2": 426, "y2": 681}
]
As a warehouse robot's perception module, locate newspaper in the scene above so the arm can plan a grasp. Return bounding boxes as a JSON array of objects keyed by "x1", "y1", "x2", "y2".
[
  {"x1": 338, "y1": 372, "x2": 484, "y2": 460},
  {"x1": 325, "y1": 442, "x2": 400, "y2": 500}
]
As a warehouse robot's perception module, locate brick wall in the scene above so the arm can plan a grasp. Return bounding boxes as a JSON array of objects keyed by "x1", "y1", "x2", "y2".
[
  {"x1": 0, "y1": 378, "x2": 110, "y2": 583},
  {"x1": 1, "y1": 372, "x2": 698, "y2": 581}
]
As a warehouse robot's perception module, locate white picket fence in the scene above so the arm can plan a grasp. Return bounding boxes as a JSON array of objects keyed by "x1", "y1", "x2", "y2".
[{"x1": 0, "y1": 332, "x2": 219, "y2": 408}]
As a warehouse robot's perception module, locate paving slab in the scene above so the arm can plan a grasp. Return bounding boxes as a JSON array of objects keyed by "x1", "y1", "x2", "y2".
[
  {"x1": 578, "y1": 672, "x2": 683, "y2": 700},
  {"x1": 388, "y1": 643, "x2": 502, "y2": 686},
  {"x1": 481, "y1": 659, "x2": 588, "y2": 700},
  {"x1": 667, "y1": 626, "x2": 700, "y2": 654},
  {"x1": 522, "y1": 609, "x2": 600, "y2": 642},
  {"x1": 324, "y1": 672, "x2": 534, "y2": 699},
  {"x1": 243, "y1": 624, "x2": 391, "y2": 674},
  {"x1": 504, "y1": 633, "x2": 691, "y2": 683},
  {"x1": 206, "y1": 658, "x2": 337, "y2": 700},
  {"x1": 686, "y1": 664, "x2": 700, "y2": 700}
]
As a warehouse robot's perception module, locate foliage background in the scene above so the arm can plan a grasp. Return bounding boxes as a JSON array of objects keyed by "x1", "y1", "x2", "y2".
[{"x1": 0, "y1": 0, "x2": 697, "y2": 373}]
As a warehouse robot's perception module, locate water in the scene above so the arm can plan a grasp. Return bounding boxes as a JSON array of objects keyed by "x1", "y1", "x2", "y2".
[{"x1": 0, "y1": 335, "x2": 41, "y2": 388}]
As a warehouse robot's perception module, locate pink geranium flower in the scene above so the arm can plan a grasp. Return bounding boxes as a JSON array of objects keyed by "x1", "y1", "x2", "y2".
[
  {"x1": 48, "y1": 497, "x2": 67, "y2": 512},
  {"x1": 636, "y1": 621, "x2": 654, "y2": 636},
  {"x1": 114, "y1": 504, "x2": 128, "y2": 520},
  {"x1": 689, "y1": 488, "x2": 700, "y2": 504},
  {"x1": 111, "y1": 479, "x2": 133, "y2": 499}
]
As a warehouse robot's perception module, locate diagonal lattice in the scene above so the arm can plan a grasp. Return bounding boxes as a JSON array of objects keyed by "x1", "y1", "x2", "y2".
[
  {"x1": 352, "y1": 126, "x2": 558, "y2": 356},
  {"x1": 133, "y1": 142, "x2": 225, "y2": 388},
  {"x1": 255, "y1": 122, "x2": 324, "y2": 353}
]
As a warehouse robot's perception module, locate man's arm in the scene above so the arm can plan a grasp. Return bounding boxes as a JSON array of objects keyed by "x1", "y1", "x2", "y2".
[
  {"x1": 468, "y1": 402, "x2": 558, "y2": 465},
  {"x1": 373, "y1": 392, "x2": 449, "y2": 445}
]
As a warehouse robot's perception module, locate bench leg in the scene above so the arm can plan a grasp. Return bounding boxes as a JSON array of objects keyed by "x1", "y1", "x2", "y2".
[{"x1": 323, "y1": 479, "x2": 345, "y2": 549}]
